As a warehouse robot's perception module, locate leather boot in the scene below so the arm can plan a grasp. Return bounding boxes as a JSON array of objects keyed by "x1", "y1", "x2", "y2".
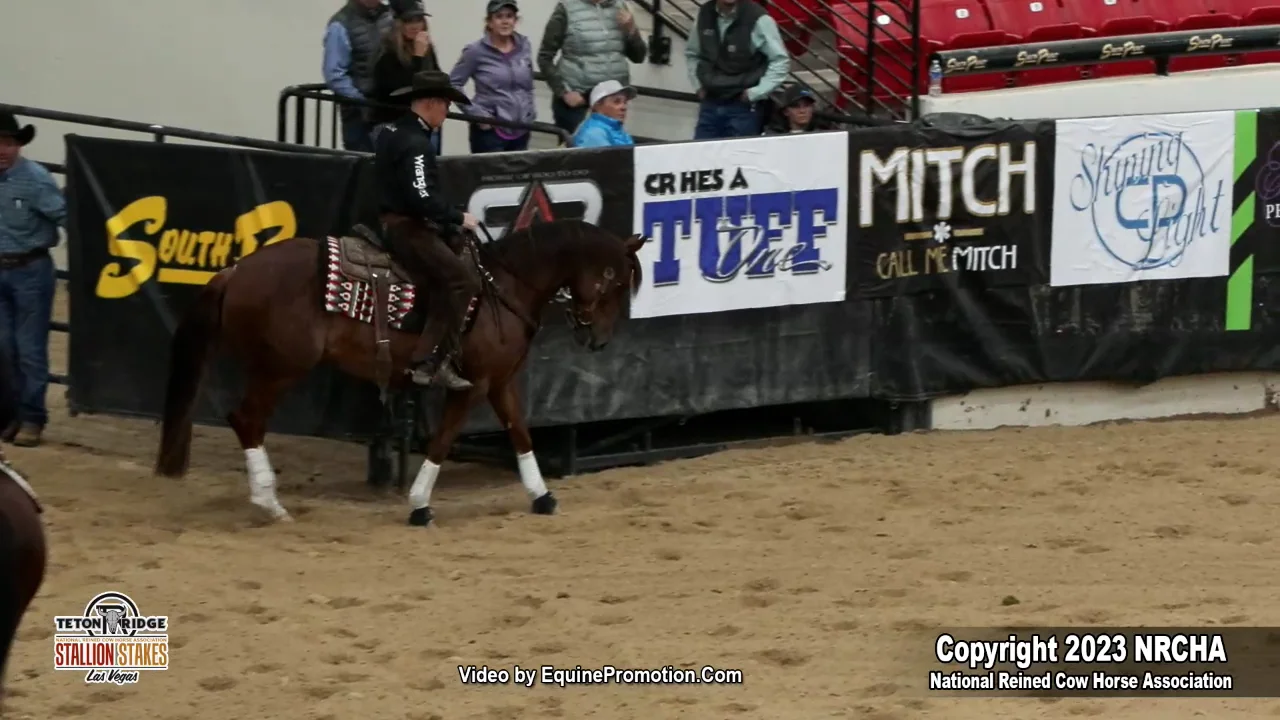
[{"x1": 408, "y1": 348, "x2": 472, "y2": 390}]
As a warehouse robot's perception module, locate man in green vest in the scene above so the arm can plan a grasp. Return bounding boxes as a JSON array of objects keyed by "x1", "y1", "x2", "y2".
[{"x1": 685, "y1": 0, "x2": 791, "y2": 140}]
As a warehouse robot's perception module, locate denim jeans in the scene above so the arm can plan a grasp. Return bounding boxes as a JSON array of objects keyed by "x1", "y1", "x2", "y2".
[
  {"x1": 341, "y1": 115, "x2": 374, "y2": 153},
  {"x1": 551, "y1": 97, "x2": 589, "y2": 141},
  {"x1": 469, "y1": 126, "x2": 531, "y2": 154},
  {"x1": 693, "y1": 99, "x2": 763, "y2": 140},
  {"x1": 0, "y1": 253, "x2": 55, "y2": 427}
]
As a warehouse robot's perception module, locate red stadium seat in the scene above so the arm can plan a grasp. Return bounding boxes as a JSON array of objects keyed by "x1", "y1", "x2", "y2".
[
  {"x1": 942, "y1": 30, "x2": 1019, "y2": 92},
  {"x1": 1059, "y1": 0, "x2": 1168, "y2": 34},
  {"x1": 984, "y1": 0, "x2": 1089, "y2": 85},
  {"x1": 985, "y1": 0, "x2": 1083, "y2": 39},
  {"x1": 1059, "y1": 0, "x2": 1163, "y2": 79},
  {"x1": 1167, "y1": 11, "x2": 1239, "y2": 72},
  {"x1": 1205, "y1": 0, "x2": 1280, "y2": 64},
  {"x1": 766, "y1": 0, "x2": 835, "y2": 57}
]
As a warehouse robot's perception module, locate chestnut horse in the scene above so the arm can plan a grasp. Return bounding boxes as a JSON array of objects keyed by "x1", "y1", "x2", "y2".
[
  {"x1": 0, "y1": 350, "x2": 46, "y2": 708},
  {"x1": 154, "y1": 219, "x2": 643, "y2": 525}
]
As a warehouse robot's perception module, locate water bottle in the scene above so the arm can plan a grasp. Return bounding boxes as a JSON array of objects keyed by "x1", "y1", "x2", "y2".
[{"x1": 928, "y1": 58, "x2": 943, "y2": 97}]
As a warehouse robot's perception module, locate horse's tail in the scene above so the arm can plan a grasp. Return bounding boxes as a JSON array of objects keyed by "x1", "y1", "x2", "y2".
[{"x1": 154, "y1": 270, "x2": 230, "y2": 478}]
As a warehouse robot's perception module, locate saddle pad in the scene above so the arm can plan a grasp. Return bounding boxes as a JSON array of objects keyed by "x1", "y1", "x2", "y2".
[
  {"x1": 1, "y1": 460, "x2": 41, "y2": 513},
  {"x1": 323, "y1": 237, "x2": 417, "y2": 329}
]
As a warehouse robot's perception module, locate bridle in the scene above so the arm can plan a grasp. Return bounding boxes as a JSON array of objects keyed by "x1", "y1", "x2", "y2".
[{"x1": 565, "y1": 265, "x2": 624, "y2": 333}]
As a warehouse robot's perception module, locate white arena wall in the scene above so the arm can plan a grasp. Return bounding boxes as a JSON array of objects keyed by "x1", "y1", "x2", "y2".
[{"x1": 922, "y1": 65, "x2": 1280, "y2": 431}]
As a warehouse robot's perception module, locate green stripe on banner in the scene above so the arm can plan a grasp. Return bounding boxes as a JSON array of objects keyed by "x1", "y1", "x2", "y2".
[{"x1": 1227, "y1": 110, "x2": 1258, "y2": 331}]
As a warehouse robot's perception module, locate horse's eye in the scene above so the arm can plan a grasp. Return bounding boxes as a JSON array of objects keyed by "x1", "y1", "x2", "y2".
[{"x1": 602, "y1": 266, "x2": 615, "y2": 281}]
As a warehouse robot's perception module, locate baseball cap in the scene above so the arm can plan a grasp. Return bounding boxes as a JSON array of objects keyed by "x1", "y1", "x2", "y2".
[
  {"x1": 780, "y1": 84, "x2": 816, "y2": 107},
  {"x1": 390, "y1": 0, "x2": 429, "y2": 19},
  {"x1": 588, "y1": 80, "x2": 637, "y2": 108},
  {"x1": 486, "y1": 0, "x2": 518, "y2": 14}
]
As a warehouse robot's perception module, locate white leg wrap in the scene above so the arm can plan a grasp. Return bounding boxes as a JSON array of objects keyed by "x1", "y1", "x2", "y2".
[
  {"x1": 245, "y1": 447, "x2": 290, "y2": 520},
  {"x1": 408, "y1": 459, "x2": 441, "y2": 510},
  {"x1": 517, "y1": 451, "x2": 549, "y2": 499}
]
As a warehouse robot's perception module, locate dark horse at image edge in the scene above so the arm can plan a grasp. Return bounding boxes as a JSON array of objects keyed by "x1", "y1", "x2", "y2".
[
  {"x1": 154, "y1": 218, "x2": 643, "y2": 525},
  {"x1": 0, "y1": 346, "x2": 47, "y2": 709}
]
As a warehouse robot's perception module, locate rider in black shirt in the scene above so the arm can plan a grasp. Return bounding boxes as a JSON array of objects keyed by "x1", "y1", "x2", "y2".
[{"x1": 375, "y1": 70, "x2": 480, "y2": 390}]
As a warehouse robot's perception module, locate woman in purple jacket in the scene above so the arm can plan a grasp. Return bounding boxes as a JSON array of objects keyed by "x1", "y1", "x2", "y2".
[{"x1": 449, "y1": 0, "x2": 538, "y2": 154}]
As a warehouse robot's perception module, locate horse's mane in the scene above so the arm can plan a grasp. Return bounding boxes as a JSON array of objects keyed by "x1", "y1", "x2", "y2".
[{"x1": 476, "y1": 219, "x2": 642, "y2": 296}]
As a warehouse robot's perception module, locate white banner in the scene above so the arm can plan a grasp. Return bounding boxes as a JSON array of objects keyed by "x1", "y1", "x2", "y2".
[
  {"x1": 1050, "y1": 111, "x2": 1234, "y2": 287},
  {"x1": 630, "y1": 133, "x2": 848, "y2": 318}
]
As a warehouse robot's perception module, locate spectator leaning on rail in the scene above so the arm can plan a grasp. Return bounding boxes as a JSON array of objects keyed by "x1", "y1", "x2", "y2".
[
  {"x1": 573, "y1": 80, "x2": 636, "y2": 148},
  {"x1": 323, "y1": 0, "x2": 393, "y2": 152},
  {"x1": 537, "y1": 0, "x2": 648, "y2": 140},
  {"x1": 764, "y1": 84, "x2": 834, "y2": 134},
  {"x1": 371, "y1": 0, "x2": 442, "y2": 153},
  {"x1": 0, "y1": 113, "x2": 64, "y2": 448},
  {"x1": 686, "y1": 0, "x2": 790, "y2": 139},
  {"x1": 450, "y1": 0, "x2": 538, "y2": 154}
]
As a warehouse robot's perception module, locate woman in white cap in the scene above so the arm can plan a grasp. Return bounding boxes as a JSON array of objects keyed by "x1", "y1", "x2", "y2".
[{"x1": 572, "y1": 79, "x2": 636, "y2": 148}]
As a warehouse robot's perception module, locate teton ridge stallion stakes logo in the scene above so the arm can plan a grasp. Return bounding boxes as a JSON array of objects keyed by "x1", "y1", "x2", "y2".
[
  {"x1": 54, "y1": 591, "x2": 169, "y2": 685},
  {"x1": 630, "y1": 133, "x2": 848, "y2": 318},
  {"x1": 1050, "y1": 111, "x2": 1233, "y2": 287}
]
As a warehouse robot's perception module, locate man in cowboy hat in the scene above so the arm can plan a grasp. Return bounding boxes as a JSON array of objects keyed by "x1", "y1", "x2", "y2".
[
  {"x1": 375, "y1": 70, "x2": 480, "y2": 390},
  {"x1": 0, "y1": 112, "x2": 64, "y2": 447}
]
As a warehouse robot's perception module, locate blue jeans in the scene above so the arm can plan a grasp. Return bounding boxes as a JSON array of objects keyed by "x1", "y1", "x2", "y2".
[
  {"x1": 0, "y1": 253, "x2": 54, "y2": 427},
  {"x1": 694, "y1": 99, "x2": 763, "y2": 140},
  {"x1": 469, "y1": 126, "x2": 531, "y2": 154},
  {"x1": 551, "y1": 97, "x2": 589, "y2": 141},
  {"x1": 341, "y1": 115, "x2": 374, "y2": 152}
]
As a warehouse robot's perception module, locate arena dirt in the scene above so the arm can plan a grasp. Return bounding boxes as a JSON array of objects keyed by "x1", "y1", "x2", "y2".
[{"x1": 4, "y1": 289, "x2": 1280, "y2": 719}]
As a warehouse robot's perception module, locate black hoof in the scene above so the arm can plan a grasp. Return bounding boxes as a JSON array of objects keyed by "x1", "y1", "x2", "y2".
[
  {"x1": 407, "y1": 506, "x2": 433, "y2": 526},
  {"x1": 531, "y1": 492, "x2": 557, "y2": 515}
]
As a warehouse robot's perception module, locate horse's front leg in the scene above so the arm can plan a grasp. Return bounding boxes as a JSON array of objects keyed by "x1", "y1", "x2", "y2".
[
  {"x1": 488, "y1": 381, "x2": 556, "y2": 516},
  {"x1": 407, "y1": 386, "x2": 484, "y2": 527}
]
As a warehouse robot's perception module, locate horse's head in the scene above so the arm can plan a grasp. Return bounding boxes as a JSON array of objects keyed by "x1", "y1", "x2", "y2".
[{"x1": 564, "y1": 231, "x2": 645, "y2": 351}]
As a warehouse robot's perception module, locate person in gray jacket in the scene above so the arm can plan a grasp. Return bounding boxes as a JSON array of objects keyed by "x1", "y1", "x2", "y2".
[{"x1": 537, "y1": 0, "x2": 648, "y2": 138}]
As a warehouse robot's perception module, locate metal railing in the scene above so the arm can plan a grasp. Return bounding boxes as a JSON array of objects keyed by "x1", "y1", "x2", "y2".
[
  {"x1": 277, "y1": 84, "x2": 572, "y2": 149},
  {"x1": 0, "y1": 102, "x2": 364, "y2": 397},
  {"x1": 634, "y1": 0, "x2": 921, "y2": 119}
]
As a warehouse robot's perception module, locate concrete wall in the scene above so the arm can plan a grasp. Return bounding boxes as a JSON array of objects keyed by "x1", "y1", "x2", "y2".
[{"x1": 1, "y1": 0, "x2": 698, "y2": 168}]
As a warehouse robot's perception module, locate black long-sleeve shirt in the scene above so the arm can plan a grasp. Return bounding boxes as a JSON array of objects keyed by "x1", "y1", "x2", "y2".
[
  {"x1": 373, "y1": 113, "x2": 463, "y2": 226},
  {"x1": 370, "y1": 46, "x2": 441, "y2": 126}
]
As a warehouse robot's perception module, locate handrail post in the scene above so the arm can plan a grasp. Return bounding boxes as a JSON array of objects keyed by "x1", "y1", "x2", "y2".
[
  {"x1": 648, "y1": 0, "x2": 672, "y2": 64},
  {"x1": 910, "y1": 0, "x2": 921, "y2": 119}
]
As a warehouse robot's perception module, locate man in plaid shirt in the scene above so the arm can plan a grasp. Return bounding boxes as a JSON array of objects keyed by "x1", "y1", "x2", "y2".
[{"x1": 0, "y1": 112, "x2": 64, "y2": 447}]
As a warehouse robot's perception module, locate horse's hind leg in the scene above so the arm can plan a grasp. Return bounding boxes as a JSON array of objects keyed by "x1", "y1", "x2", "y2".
[
  {"x1": 488, "y1": 381, "x2": 556, "y2": 516},
  {"x1": 227, "y1": 374, "x2": 293, "y2": 522},
  {"x1": 407, "y1": 385, "x2": 484, "y2": 527}
]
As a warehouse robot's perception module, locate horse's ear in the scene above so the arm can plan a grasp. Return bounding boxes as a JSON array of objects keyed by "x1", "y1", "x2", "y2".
[{"x1": 623, "y1": 234, "x2": 646, "y2": 254}]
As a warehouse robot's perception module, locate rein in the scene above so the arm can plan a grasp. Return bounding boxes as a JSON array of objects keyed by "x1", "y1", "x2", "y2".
[{"x1": 469, "y1": 225, "x2": 542, "y2": 341}]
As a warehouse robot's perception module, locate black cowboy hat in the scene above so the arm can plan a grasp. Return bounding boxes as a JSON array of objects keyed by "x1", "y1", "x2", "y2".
[
  {"x1": 389, "y1": 0, "x2": 429, "y2": 20},
  {"x1": 0, "y1": 112, "x2": 35, "y2": 146},
  {"x1": 390, "y1": 70, "x2": 471, "y2": 105}
]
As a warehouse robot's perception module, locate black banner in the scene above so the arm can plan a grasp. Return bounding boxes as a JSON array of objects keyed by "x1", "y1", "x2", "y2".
[
  {"x1": 853, "y1": 120, "x2": 1053, "y2": 297},
  {"x1": 937, "y1": 25, "x2": 1280, "y2": 76},
  {"x1": 442, "y1": 146, "x2": 634, "y2": 240},
  {"x1": 65, "y1": 134, "x2": 382, "y2": 437}
]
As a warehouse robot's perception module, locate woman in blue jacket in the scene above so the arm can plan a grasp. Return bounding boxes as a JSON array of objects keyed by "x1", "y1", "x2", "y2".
[{"x1": 572, "y1": 80, "x2": 636, "y2": 148}]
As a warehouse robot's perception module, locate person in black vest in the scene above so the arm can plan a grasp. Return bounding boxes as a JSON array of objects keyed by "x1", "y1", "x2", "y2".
[
  {"x1": 323, "y1": 0, "x2": 393, "y2": 152},
  {"x1": 685, "y1": 0, "x2": 791, "y2": 140},
  {"x1": 375, "y1": 71, "x2": 480, "y2": 390}
]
